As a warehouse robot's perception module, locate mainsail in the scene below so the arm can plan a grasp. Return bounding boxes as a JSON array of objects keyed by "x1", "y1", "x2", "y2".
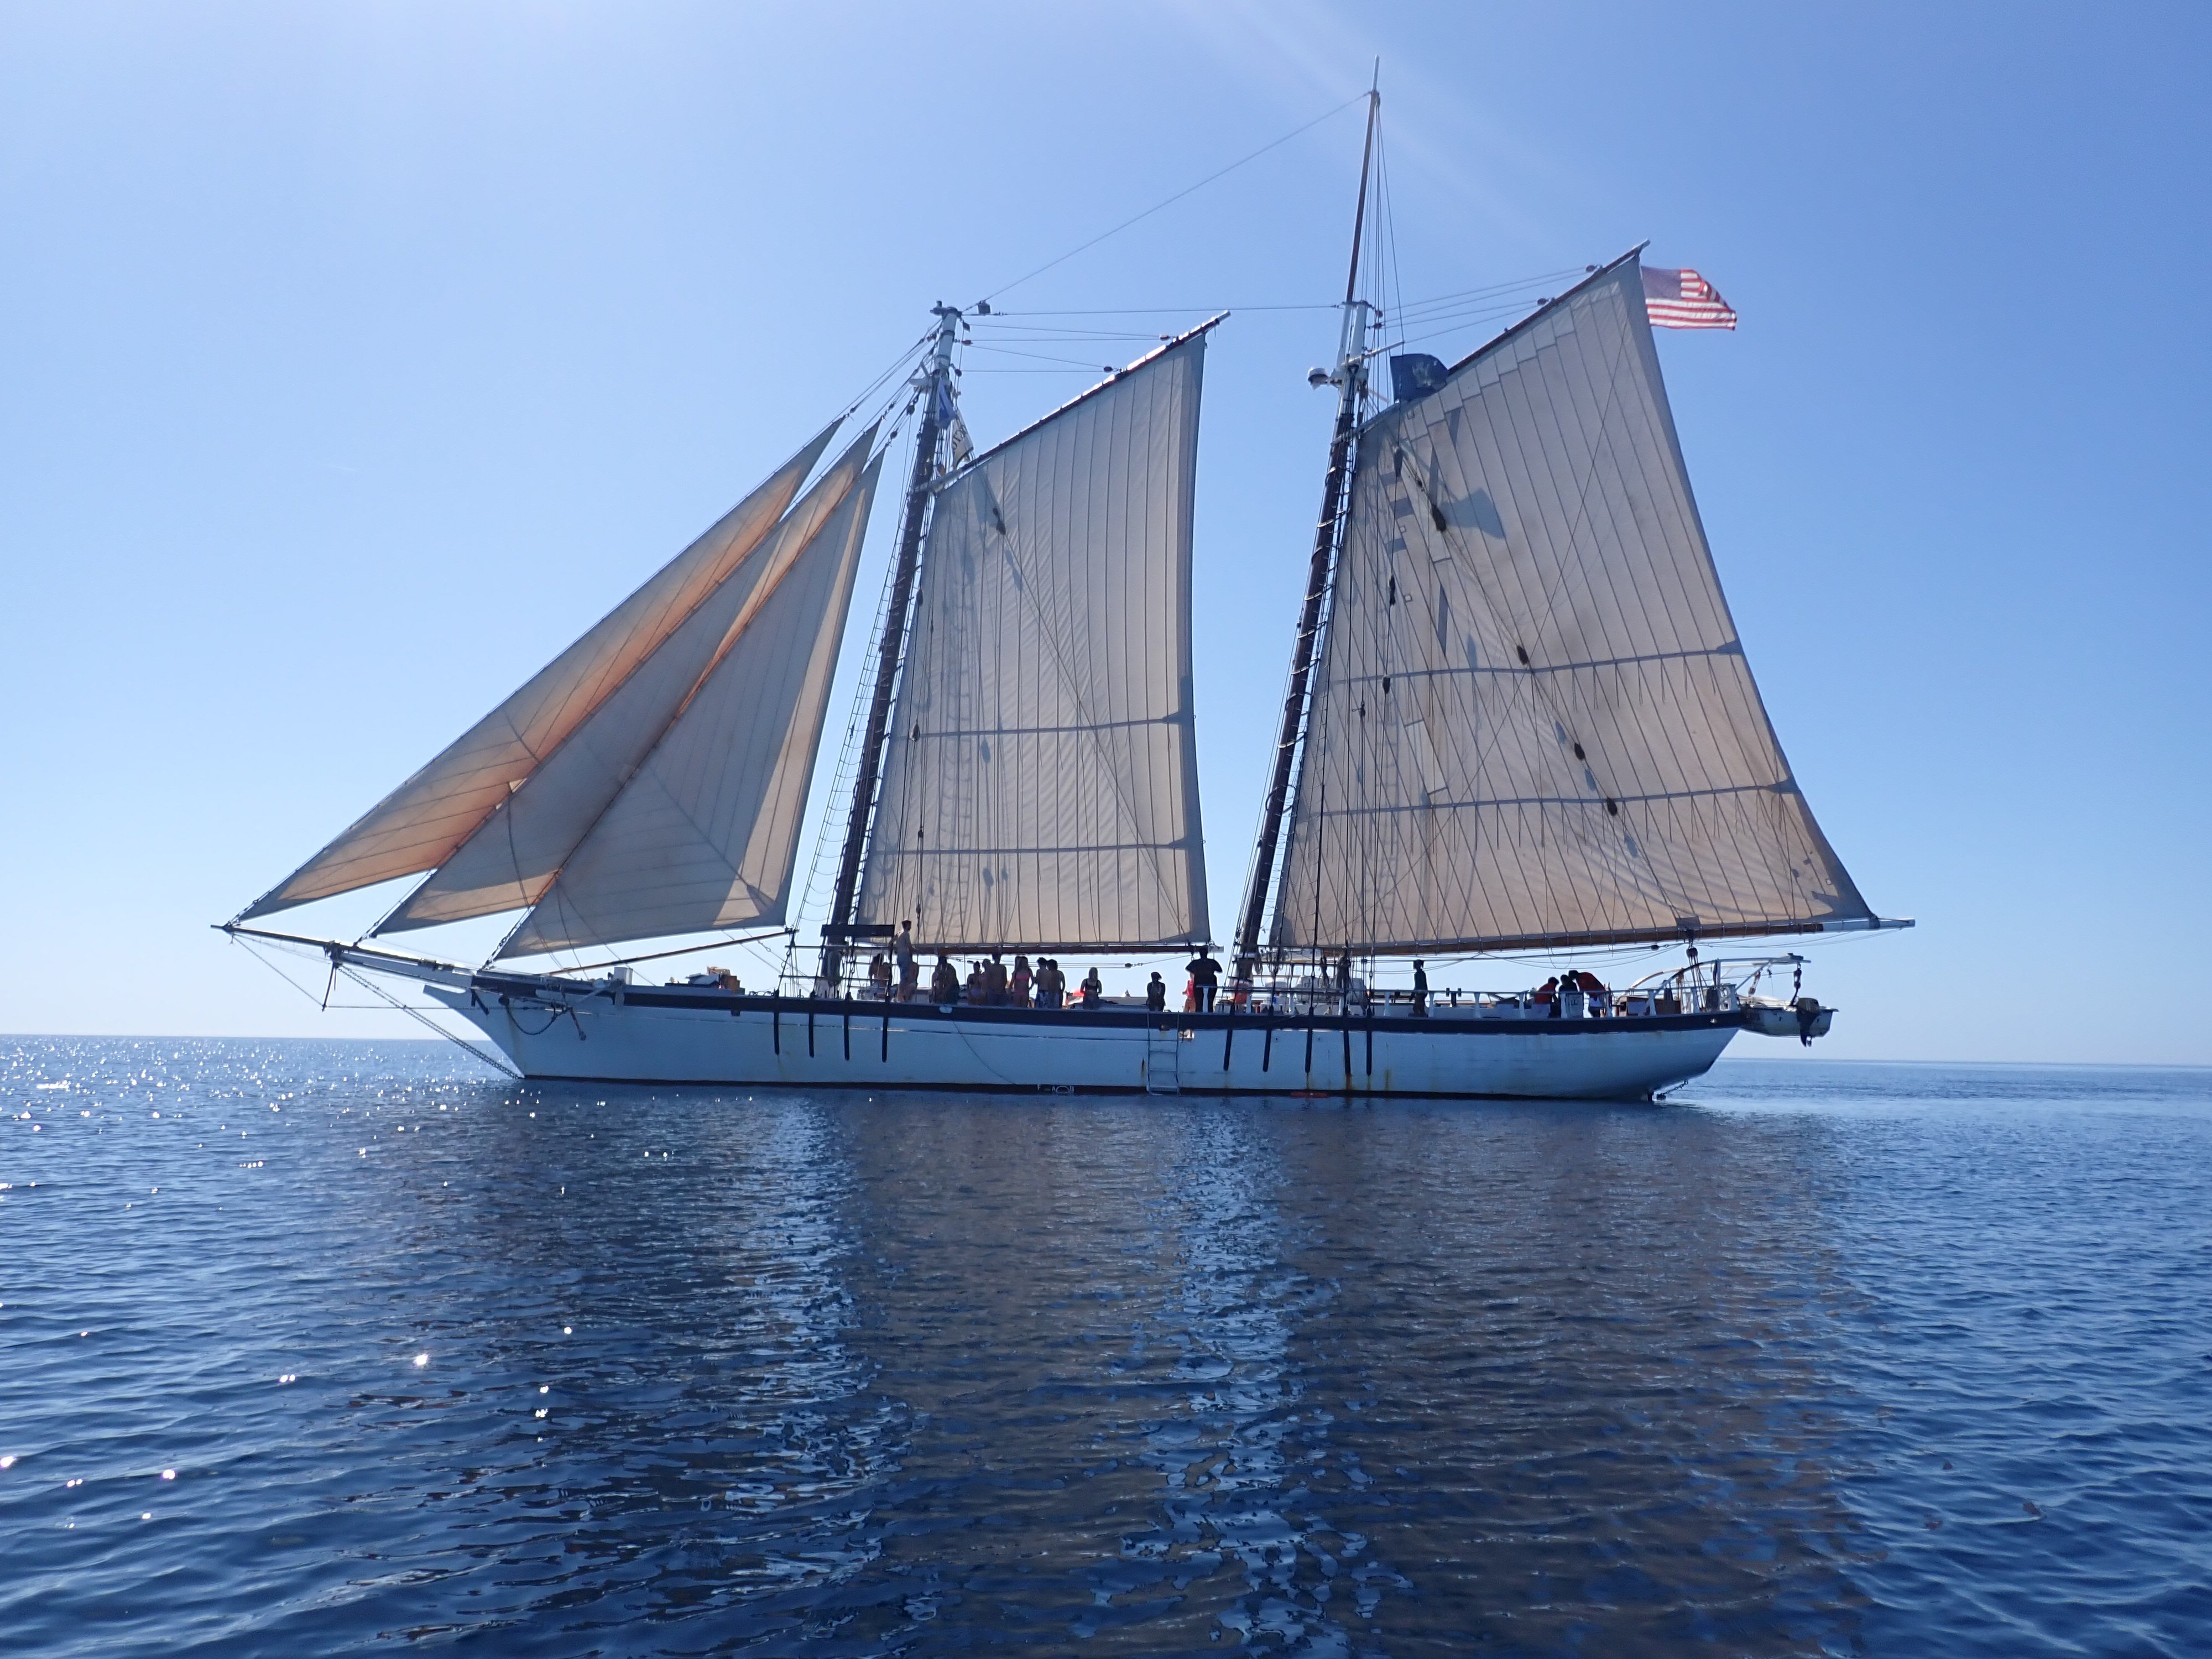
[
  {"x1": 239, "y1": 422, "x2": 841, "y2": 920},
  {"x1": 376, "y1": 429, "x2": 879, "y2": 934},
  {"x1": 852, "y1": 328, "x2": 1214, "y2": 951},
  {"x1": 499, "y1": 452, "x2": 885, "y2": 957},
  {"x1": 1271, "y1": 254, "x2": 1872, "y2": 953}
]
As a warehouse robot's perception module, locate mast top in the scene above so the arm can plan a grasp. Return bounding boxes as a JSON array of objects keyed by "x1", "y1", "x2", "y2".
[
  {"x1": 927, "y1": 303, "x2": 961, "y2": 367},
  {"x1": 1344, "y1": 88, "x2": 1380, "y2": 307}
]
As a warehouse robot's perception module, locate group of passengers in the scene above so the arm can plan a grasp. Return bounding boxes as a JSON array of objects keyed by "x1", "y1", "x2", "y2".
[
  {"x1": 858, "y1": 929, "x2": 1622, "y2": 1018},
  {"x1": 923, "y1": 952, "x2": 1083, "y2": 1009},
  {"x1": 857, "y1": 922, "x2": 1087, "y2": 1009},
  {"x1": 1530, "y1": 969, "x2": 1611, "y2": 1016},
  {"x1": 859, "y1": 923, "x2": 1225, "y2": 1014}
]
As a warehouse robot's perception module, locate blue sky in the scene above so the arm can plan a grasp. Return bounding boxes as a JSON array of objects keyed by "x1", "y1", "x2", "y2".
[{"x1": 2, "y1": 2, "x2": 2206, "y2": 1062}]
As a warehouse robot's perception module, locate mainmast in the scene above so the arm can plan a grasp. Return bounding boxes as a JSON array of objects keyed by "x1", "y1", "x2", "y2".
[
  {"x1": 1233, "y1": 90, "x2": 1380, "y2": 976},
  {"x1": 820, "y1": 302, "x2": 962, "y2": 988}
]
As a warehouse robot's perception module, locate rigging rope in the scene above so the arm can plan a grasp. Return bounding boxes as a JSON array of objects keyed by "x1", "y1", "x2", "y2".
[
  {"x1": 335, "y1": 965, "x2": 522, "y2": 1079},
  {"x1": 980, "y1": 93, "x2": 1370, "y2": 304},
  {"x1": 226, "y1": 930, "x2": 521, "y2": 1079}
]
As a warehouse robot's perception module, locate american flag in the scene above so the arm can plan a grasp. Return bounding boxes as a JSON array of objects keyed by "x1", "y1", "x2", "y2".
[{"x1": 1641, "y1": 266, "x2": 1737, "y2": 330}]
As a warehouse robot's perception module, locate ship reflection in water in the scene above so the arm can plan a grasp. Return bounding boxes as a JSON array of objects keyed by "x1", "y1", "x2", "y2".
[
  {"x1": 6, "y1": 1041, "x2": 2210, "y2": 1656},
  {"x1": 829, "y1": 1099, "x2": 1864, "y2": 1652}
]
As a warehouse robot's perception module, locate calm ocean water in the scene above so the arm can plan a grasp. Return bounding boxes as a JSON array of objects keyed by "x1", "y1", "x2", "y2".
[{"x1": 2, "y1": 1039, "x2": 2206, "y2": 1656}]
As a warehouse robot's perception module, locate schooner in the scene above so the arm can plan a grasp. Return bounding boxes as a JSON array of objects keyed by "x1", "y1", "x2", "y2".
[{"x1": 227, "y1": 100, "x2": 1905, "y2": 1099}]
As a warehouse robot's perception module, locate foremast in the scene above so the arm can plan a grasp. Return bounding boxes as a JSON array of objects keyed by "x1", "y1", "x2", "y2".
[
  {"x1": 1233, "y1": 88, "x2": 1380, "y2": 979},
  {"x1": 820, "y1": 303, "x2": 963, "y2": 989}
]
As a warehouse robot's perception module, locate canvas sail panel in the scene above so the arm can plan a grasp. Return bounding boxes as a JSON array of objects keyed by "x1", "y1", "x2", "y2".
[
  {"x1": 1271, "y1": 257, "x2": 1871, "y2": 952},
  {"x1": 238, "y1": 421, "x2": 841, "y2": 920},
  {"x1": 375, "y1": 430, "x2": 878, "y2": 933},
  {"x1": 499, "y1": 455, "x2": 884, "y2": 957},
  {"x1": 853, "y1": 335, "x2": 1212, "y2": 951}
]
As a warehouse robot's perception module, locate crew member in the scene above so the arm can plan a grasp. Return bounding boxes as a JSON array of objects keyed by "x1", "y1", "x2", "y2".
[{"x1": 1183, "y1": 948, "x2": 1223, "y2": 1013}]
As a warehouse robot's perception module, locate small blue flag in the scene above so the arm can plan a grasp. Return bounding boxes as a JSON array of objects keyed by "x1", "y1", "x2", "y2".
[{"x1": 1389, "y1": 353, "x2": 1449, "y2": 402}]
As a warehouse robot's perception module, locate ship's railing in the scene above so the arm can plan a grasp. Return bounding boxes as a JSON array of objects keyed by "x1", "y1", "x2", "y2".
[
  {"x1": 1231, "y1": 985, "x2": 1741, "y2": 1019},
  {"x1": 677, "y1": 952, "x2": 1807, "y2": 1020},
  {"x1": 1224, "y1": 953, "x2": 1812, "y2": 1020}
]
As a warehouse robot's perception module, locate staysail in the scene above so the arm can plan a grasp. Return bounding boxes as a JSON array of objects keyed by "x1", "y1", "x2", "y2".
[
  {"x1": 238, "y1": 422, "x2": 841, "y2": 920},
  {"x1": 1270, "y1": 254, "x2": 1872, "y2": 953},
  {"x1": 374, "y1": 429, "x2": 879, "y2": 934},
  {"x1": 498, "y1": 452, "x2": 885, "y2": 957},
  {"x1": 851, "y1": 328, "x2": 1214, "y2": 951}
]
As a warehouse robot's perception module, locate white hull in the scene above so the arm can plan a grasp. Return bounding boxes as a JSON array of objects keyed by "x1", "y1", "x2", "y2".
[{"x1": 426, "y1": 980, "x2": 1745, "y2": 1101}]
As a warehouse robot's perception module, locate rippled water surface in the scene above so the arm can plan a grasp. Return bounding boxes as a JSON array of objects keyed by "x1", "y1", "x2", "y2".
[{"x1": 3, "y1": 1040, "x2": 2208, "y2": 1655}]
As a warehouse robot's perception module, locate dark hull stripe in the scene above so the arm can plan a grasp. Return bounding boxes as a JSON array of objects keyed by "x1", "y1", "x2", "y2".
[{"x1": 477, "y1": 982, "x2": 1749, "y2": 1040}]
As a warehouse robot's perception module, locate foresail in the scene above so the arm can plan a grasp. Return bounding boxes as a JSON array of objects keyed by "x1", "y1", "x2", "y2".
[
  {"x1": 375, "y1": 430, "x2": 878, "y2": 934},
  {"x1": 238, "y1": 421, "x2": 841, "y2": 920},
  {"x1": 1271, "y1": 255, "x2": 1871, "y2": 953},
  {"x1": 852, "y1": 331, "x2": 1212, "y2": 951},
  {"x1": 498, "y1": 454, "x2": 884, "y2": 957}
]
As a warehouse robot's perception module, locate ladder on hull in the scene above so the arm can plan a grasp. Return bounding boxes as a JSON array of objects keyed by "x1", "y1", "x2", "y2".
[{"x1": 1144, "y1": 1020, "x2": 1183, "y2": 1094}]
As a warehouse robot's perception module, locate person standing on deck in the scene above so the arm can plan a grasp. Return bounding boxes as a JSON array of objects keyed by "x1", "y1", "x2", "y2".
[
  {"x1": 894, "y1": 922, "x2": 916, "y2": 1001},
  {"x1": 1146, "y1": 972, "x2": 1166, "y2": 1012},
  {"x1": 1411, "y1": 959, "x2": 1428, "y2": 1017},
  {"x1": 1010, "y1": 954, "x2": 1033, "y2": 1007},
  {"x1": 1184, "y1": 948, "x2": 1222, "y2": 1013},
  {"x1": 931, "y1": 954, "x2": 959, "y2": 1006},
  {"x1": 984, "y1": 954, "x2": 1009, "y2": 1006},
  {"x1": 1080, "y1": 966, "x2": 1103, "y2": 1008}
]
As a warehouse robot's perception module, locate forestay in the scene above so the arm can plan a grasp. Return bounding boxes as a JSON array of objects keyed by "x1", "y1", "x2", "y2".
[
  {"x1": 1271, "y1": 255, "x2": 1871, "y2": 953},
  {"x1": 377, "y1": 430, "x2": 879, "y2": 934},
  {"x1": 239, "y1": 422, "x2": 841, "y2": 919},
  {"x1": 499, "y1": 453, "x2": 884, "y2": 957},
  {"x1": 853, "y1": 330, "x2": 1213, "y2": 951}
]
